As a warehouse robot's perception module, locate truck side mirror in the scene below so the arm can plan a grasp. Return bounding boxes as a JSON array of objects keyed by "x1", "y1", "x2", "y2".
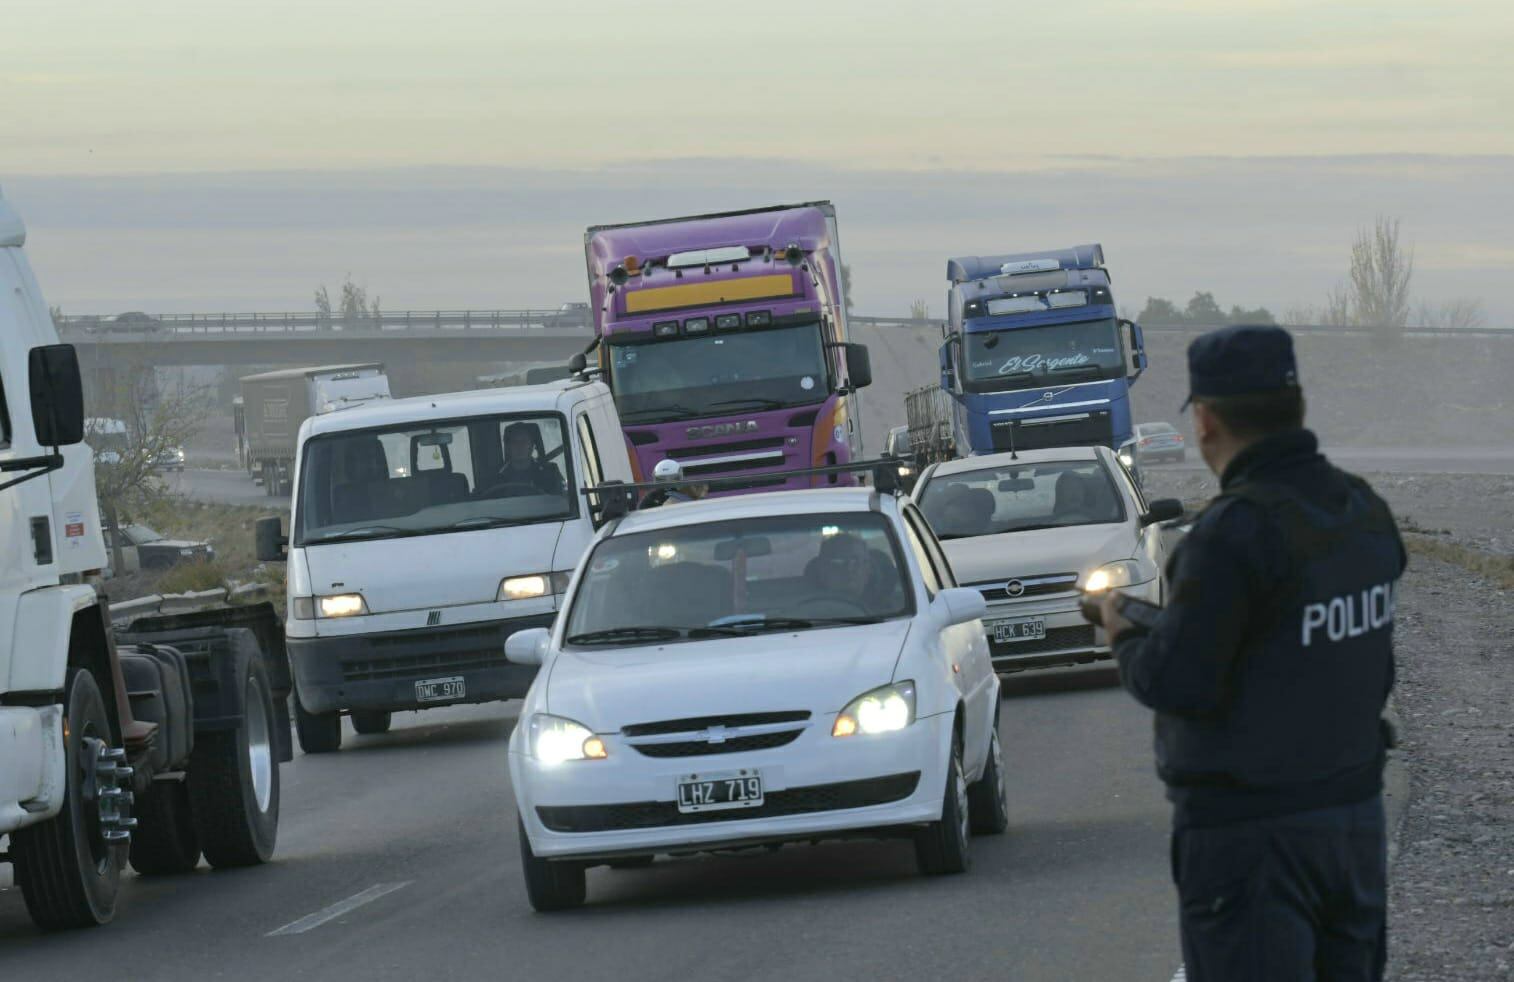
[
  {"x1": 255, "y1": 516, "x2": 288, "y2": 562},
  {"x1": 27, "y1": 344, "x2": 85, "y2": 447},
  {"x1": 1120, "y1": 319, "x2": 1148, "y2": 381},
  {"x1": 843, "y1": 343, "x2": 872, "y2": 390},
  {"x1": 937, "y1": 339, "x2": 956, "y2": 391}
]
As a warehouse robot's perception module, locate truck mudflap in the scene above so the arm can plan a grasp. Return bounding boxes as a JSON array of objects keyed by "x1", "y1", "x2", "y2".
[{"x1": 116, "y1": 602, "x2": 293, "y2": 764}]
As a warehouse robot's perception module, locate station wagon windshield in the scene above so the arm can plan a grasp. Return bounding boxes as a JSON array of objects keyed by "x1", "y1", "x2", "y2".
[
  {"x1": 608, "y1": 323, "x2": 828, "y2": 424},
  {"x1": 294, "y1": 412, "x2": 575, "y2": 546},
  {"x1": 564, "y1": 513, "x2": 914, "y2": 645},
  {"x1": 962, "y1": 318, "x2": 1123, "y2": 390},
  {"x1": 918, "y1": 459, "x2": 1125, "y2": 539}
]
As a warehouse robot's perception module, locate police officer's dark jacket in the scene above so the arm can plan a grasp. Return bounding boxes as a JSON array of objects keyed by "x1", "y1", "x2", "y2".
[{"x1": 1114, "y1": 428, "x2": 1406, "y2": 827}]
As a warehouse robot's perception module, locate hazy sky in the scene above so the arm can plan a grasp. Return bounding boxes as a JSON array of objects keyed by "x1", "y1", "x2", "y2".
[{"x1": 6, "y1": 0, "x2": 1512, "y2": 318}]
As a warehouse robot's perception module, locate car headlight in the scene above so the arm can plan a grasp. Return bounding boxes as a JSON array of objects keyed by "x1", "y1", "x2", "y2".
[
  {"x1": 1083, "y1": 560, "x2": 1145, "y2": 593},
  {"x1": 317, "y1": 593, "x2": 368, "y2": 618},
  {"x1": 498, "y1": 571, "x2": 573, "y2": 601},
  {"x1": 832, "y1": 681, "x2": 916, "y2": 737},
  {"x1": 529, "y1": 714, "x2": 608, "y2": 764}
]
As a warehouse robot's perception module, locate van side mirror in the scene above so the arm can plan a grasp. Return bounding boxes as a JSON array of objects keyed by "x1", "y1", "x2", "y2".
[
  {"x1": 28, "y1": 344, "x2": 85, "y2": 447},
  {"x1": 1141, "y1": 498, "x2": 1184, "y2": 526},
  {"x1": 843, "y1": 343, "x2": 872, "y2": 390},
  {"x1": 505, "y1": 627, "x2": 551, "y2": 666},
  {"x1": 567, "y1": 353, "x2": 587, "y2": 375},
  {"x1": 255, "y1": 516, "x2": 288, "y2": 562}
]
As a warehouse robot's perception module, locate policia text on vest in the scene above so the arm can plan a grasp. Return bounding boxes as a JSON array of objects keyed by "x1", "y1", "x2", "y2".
[{"x1": 1302, "y1": 582, "x2": 1397, "y2": 647}]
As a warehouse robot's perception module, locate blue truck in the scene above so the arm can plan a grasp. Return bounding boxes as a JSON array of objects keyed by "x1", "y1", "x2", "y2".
[{"x1": 905, "y1": 244, "x2": 1147, "y2": 465}]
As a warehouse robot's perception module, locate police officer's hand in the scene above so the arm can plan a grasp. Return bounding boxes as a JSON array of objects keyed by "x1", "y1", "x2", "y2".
[{"x1": 1097, "y1": 591, "x2": 1135, "y2": 642}]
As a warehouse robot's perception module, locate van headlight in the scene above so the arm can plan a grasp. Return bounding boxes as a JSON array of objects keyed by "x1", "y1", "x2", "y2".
[
  {"x1": 832, "y1": 681, "x2": 916, "y2": 737},
  {"x1": 1083, "y1": 560, "x2": 1145, "y2": 593},
  {"x1": 498, "y1": 571, "x2": 573, "y2": 601},
  {"x1": 529, "y1": 714, "x2": 608, "y2": 764},
  {"x1": 317, "y1": 593, "x2": 369, "y2": 618}
]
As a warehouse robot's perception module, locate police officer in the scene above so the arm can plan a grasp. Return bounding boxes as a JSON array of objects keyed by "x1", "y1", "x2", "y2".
[{"x1": 1094, "y1": 324, "x2": 1406, "y2": 981}]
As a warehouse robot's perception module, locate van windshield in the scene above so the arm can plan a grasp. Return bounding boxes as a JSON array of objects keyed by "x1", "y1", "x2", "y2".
[{"x1": 294, "y1": 412, "x2": 575, "y2": 546}]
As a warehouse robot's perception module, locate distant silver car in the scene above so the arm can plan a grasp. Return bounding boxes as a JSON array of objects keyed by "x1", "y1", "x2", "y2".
[
  {"x1": 1133, "y1": 422, "x2": 1187, "y2": 464},
  {"x1": 153, "y1": 446, "x2": 187, "y2": 472}
]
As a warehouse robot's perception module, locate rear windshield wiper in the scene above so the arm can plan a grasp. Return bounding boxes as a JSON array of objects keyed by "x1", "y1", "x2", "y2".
[{"x1": 565, "y1": 626, "x2": 684, "y2": 645}]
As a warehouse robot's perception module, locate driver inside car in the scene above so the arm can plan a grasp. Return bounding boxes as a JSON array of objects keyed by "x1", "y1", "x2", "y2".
[
  {"x1": 805, "y1": 532, "x2": 900, "y2": 616},
  {"x1": 492, "y1": 421, "x2": 564, "y2": 497}
]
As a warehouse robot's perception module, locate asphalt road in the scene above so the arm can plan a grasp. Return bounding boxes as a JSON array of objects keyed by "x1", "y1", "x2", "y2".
[
  {"x1": 166, "y1": 467, "x2": 289, "y2": 507},
  {"x1": 0, "y1": 668, "x2": 1184, "y2": 981}
]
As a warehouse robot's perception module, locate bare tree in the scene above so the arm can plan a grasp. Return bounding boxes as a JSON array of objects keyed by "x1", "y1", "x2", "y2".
[
  {"x1": 1349, "y1": 217, "x2": 1413, "y2": 345},
  {"x1": 910, "y1": 299, "x2": 929, "y2": 321},
  {"x1": 339, "y1": 276, "x2": 370, "y2": 328},
  {"x1": 314, "y1": 285, "x2": 333, "y2": 325},
  {"x1": 91, "y1": 364, "x2": 205, "y2": 575},
  {"x1": 1414, "y1": 298, "x2": 1486, "y2": 331},
  {"x1": 1322, "y1": 283, "x2": 1353, "y2": 328}
]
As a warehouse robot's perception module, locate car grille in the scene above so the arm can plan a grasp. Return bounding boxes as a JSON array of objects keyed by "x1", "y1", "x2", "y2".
[
  {"x1": 989, "y1": 624, "x2": 1099, "y2": 658},
  {"x1": 622, "y1": 711, "x2": 810, "y2": 737},
  {"x1": 535, "y1": 771, "x2": 921, "y2": 833},
  {"x1": 630, "y1": 730, "x2": 802, "y2": 758},
  {"x1": 973, "y1": 573, "x2": 1079, "y2": 601}
]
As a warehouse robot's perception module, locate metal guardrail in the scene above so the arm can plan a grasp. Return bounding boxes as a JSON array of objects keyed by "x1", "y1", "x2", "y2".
[{"x1": 54, "y1": 310, "x2": 1512, "y2": 341}]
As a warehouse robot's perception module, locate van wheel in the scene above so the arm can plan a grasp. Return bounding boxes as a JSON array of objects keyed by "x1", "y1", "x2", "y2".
[
  {"x1": 518, "y1": 816, "x2": 585, "y2": 911},
  {"x1": 129, "y1": 781, "x2": 202, "y2": 875},
  {"x1": 351, "y1": 710, "x2": 392, "y2": 735},
  {"x1": 190, "y1": 653, "x2": 279, "y2": 867},
  {"x1": 914, "y1": 734, "x2": 971, "y2": 875},
  {"x1": 12, "y1": 669, "x2": 124, "y2": 929},
  {"x1": 295, "y1": 694, "x2": 342, "y2": 754}
]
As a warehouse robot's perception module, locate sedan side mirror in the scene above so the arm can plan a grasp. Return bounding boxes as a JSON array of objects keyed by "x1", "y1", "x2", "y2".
[
  {"x1": 930, "y1": 586, "x2": 988, "y2": 628},
  {"x1": 1141, "y1": 498, "x2": 1185, "y2": 526},
  {"x1": 505, "y1": 627, "x2": 551, "y2": 666},
  {"x1": 255, "y1": 515, "x2": 288, "y2": 562}
]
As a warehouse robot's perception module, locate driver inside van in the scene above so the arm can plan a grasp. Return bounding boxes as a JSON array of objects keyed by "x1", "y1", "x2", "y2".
[{"x1": 492, "y1": 422, "x2": 564, "y2": 496}]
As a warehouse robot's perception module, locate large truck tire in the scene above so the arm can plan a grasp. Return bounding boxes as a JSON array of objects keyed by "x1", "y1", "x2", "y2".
[
  {"x1": 295, "y1": 693, "x2": 342, "y2": 754},
  {"x1": 189, "y1": 653, "x2": 279, "y2": 867},
  {"x1": 350, "y1": 710, "x2": 392, "y2": 735},
  {"x1": 128, "y1": 781, "x2": 201, "y2": 875},
  {"x1": 12, "y1": 669, "x2": 124, "y2": 930}
]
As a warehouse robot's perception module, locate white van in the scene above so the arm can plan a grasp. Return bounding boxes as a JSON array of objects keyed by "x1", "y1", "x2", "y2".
[{"x1": 257, "y1": 379, "x2": 632, "y2": 753}]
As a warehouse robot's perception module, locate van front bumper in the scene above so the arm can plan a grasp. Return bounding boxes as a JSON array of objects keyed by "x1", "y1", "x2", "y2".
[{"x1": 287, "y1": 613, "x2": 555, "y2": 713}]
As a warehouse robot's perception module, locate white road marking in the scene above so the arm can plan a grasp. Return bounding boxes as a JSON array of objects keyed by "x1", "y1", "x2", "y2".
[
  {"x1": 1170, "y1": 965, "x2": 1186, "y2": 982},
  {"x1": 266, "y1": 881, "x2": 413, "y2": 936}
]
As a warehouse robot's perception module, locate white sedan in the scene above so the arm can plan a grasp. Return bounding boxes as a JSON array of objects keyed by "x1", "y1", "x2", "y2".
[
  {"x1": 911, "y1": 445, "x2": 1184, "y2": 674},
  {"x1": 504, "y1": 487, "x2": 1005, "y2": 910}
]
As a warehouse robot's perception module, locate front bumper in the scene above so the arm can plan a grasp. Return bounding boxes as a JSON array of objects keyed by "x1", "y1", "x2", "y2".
[
  {"x1": 287, "y1": 612, "x2": 555, "y2": 713},
  {"x1": 512, "y1": 712, "x2": 952, "y2": 860},
  {"x1": 980, "y1": 580, "x2": 1159, "y2": 672}
]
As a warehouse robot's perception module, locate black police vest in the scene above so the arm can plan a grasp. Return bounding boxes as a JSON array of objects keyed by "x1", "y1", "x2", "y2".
[{"x1": 1159, "y1": 471, "x2": 1403, "y2": 798}]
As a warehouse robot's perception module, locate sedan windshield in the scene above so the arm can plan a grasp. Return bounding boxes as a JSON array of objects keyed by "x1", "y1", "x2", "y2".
[
  {"x1": 564, "y1": 513, "x2": 914, "y2": 645},
  {"x1": 608, "y1": 323, "x2": 828, "y2": 424},
  {"x1": 963, "y1": 318, "x2": 1124, "y2": 390},
  {"x1": 295, "y1": 412, "x2": 575, "y2": 545},
  {"x1": 918, "y1": 459, "x2": 1125, "y2": 539}
]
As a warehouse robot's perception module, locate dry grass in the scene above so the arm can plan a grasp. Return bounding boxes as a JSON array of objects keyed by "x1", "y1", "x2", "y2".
[
  {"x1": 110, "y1": 498, "x2": 290, "y2": 601},
  {"x1": 1404, "y1": 533, "x2": 1514, "y2": 592},
  {"x1": 154, "y1": 559, "x2": 231, "y2": 595}
]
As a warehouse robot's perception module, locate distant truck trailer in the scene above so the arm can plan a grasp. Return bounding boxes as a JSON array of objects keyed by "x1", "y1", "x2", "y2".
[{"x1": 240, "y1": 364, "x2": 390, "y2": 496}]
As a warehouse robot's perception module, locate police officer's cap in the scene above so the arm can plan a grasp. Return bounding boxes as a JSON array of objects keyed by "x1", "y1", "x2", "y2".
[{"x1": 1182, "y1": 324, "x2": 1300, "y2": 410}]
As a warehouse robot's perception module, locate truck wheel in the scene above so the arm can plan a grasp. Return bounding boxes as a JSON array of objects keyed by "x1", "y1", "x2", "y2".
[
  {"x1": 12, "y1": 669, "x2": 124, "y2": 930},
  {"x1": 518, "y1": 816, "x2": 585, "y2": 911},
  {"x1": 351, "y1": 710, "x2": 392, "y2": 735},
  {"x1": 295, "y1": 694, "x2": 342, "y2": 753},
  {"x1": 189, "y1": 654, "x2": 279, "y2": 867},
  {"x1": 129, "y1": 781, "x2": 202, "y2": 875}
]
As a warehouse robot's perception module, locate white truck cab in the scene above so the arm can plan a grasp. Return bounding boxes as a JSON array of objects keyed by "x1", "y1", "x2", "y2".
[{"x1": 259, "y1": 378, "x2": 633, "y2": 753}]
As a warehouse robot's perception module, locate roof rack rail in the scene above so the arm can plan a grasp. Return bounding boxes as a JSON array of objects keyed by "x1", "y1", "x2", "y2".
[{"x1": 581, "y1": 457, "x2": 910, "y2": 521}]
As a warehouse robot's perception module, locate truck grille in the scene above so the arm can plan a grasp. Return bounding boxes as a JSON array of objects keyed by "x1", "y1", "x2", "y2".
[
  {"x1": 991, "y1": 411, "x2": 1113, "y2": 452},
  {"x1": 666, "y1": 437, "x2": 786, "y2": 459},
  {"x1": 535, "y1": 772, "x2": 921, "y2": 833}
]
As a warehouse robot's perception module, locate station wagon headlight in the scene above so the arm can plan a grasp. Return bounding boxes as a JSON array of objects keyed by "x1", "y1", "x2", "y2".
[
  {"x1": 530, "y1": 714, "x2": 608, "y2": 764},
  {"x1": 1083, "y1": 560, "x2": 1144, "y2": 593},
  {"x1": 317, "y1": 593, "x2": 368, "y2": 618},
  {"x1": 833, "y1": 681, "x2": 916, "y2": 737}
]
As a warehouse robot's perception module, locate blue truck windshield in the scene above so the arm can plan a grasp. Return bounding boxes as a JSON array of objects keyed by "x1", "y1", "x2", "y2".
[
  {"x1": 609, "y1": 322, "x2": 828, "y2": 424},
  {"x1": 963, "y1": 317, "x2": 1123, "y2": 390}
]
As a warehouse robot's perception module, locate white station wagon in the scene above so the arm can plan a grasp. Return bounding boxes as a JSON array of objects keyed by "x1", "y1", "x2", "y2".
[
  {"x1": 504, "y1": 486, "x2": 1005, "y2": 910},
  {"x1": 911, "y1": 445, "x2": 1183, "y2": 673}
]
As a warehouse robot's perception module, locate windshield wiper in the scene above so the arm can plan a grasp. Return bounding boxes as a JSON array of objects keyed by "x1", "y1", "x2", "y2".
[
  {"x1": 1049, "y1": 365, "x2": 1104, "y2": 378},
  {"x1": 705, "y1": 397, "x2": 788, "y2": 412},
  {"x1": 565, "y1": 626, "x2": 684, "y2": 645},
  {"x1": 620, "y1": 404, "x2": 698, "y2": 422},
  {"x1": 303, "y1": 525, "x2": 410, "y2": 544},
  {"x1": 439, "y1": 516, "x2": 529, "y2": 531},
  {"x1": 690, "y1": 617, "x2": 816, "y2": 636}
]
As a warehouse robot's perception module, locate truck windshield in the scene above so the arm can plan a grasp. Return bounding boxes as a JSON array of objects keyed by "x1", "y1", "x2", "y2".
[
  {"x1": 918, "y1": 459, "x2": 1125, "y2": 539},
  {"x1": 563, "y1": 512, "x2": 913, "y2": 645},
  {"x1": 608, "y1": 322, "x2": 828, "y2": 424},
  {"x1": 962, "y1": 317, "x2": 1123, "y2": 390},
  {"x1": 294, "y1": 412, "x2": 575, "y2": 546}
]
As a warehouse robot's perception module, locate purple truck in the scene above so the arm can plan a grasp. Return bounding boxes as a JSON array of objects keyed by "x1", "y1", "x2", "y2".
[{"x1": 583, "y1": 201, "x2": 872, "y2": 494}]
